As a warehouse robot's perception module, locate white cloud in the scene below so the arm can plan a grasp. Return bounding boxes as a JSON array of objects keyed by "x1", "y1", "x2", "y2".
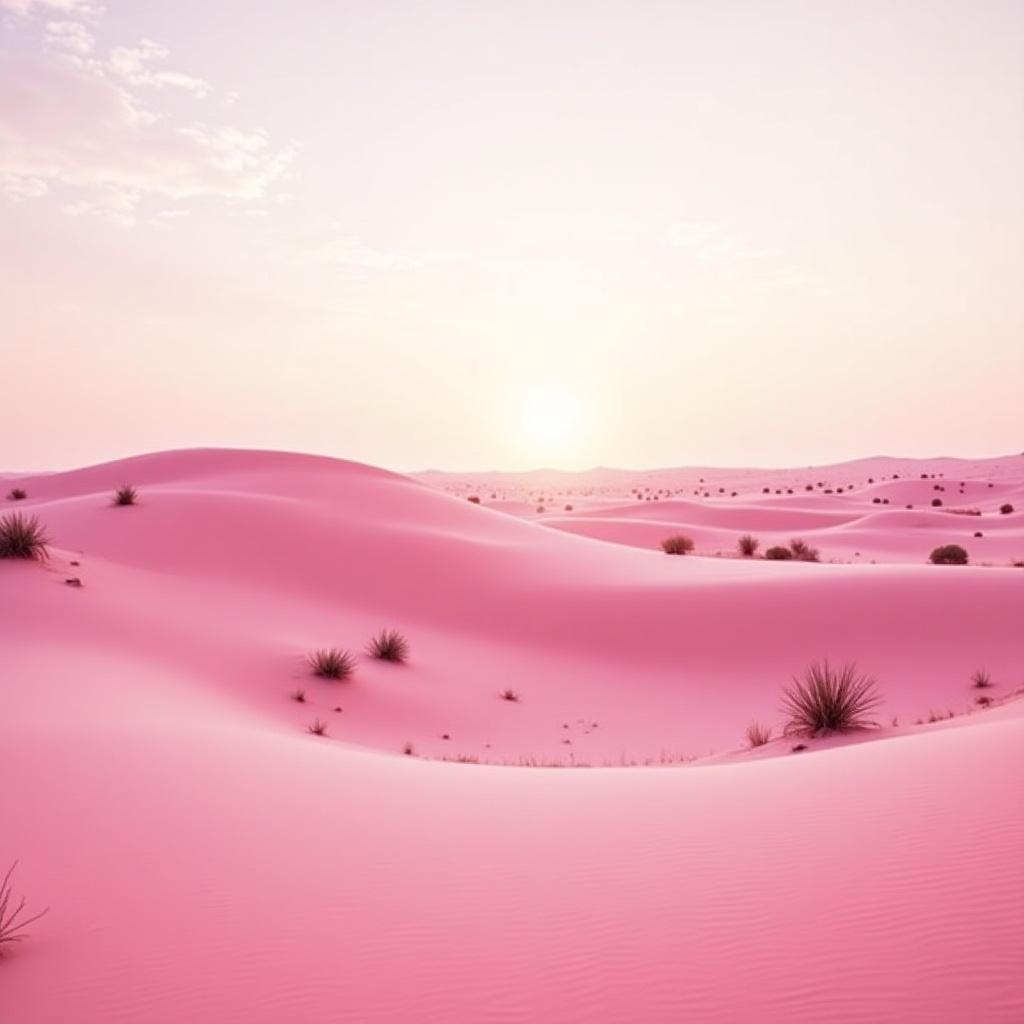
[
  {"x1": 44, "y1": 19, "x2": 94, "y2": 54},
  {"x1": 107, "y1": 39, "x2": 210, "y2": 98},
  {"x1": 1, "y1": 0, "x2": 101, "y2": 17},
  {"x1": 0, "y1": 55, "x2": 294, "y2": 221}
]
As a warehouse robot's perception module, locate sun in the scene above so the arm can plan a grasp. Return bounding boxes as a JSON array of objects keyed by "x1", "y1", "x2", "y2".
[{"x1": 521, "y1": 386, "x2": 582, "y2": 454}]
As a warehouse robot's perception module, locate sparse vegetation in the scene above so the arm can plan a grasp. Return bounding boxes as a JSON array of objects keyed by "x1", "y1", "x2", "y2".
[
  {"x1": 660, "y1": 534, "x2": 695, "y2": 555},
  {"x1": 307, "y1": 718, "x2": 329, "y2": 736},
  {"x1": 113, "y1": 485, "x2": 138, "y2": 507},
  {"x1": 0, "y1": 513, "x2": 49, "y2": 561},
  {"x1": 930, "y1": 544, "x2": 968, "y2": 565},
  {"x1": 738, "y1": 534, "x2": 759, "y2": 557},
  {"x1": 764, "y1": 545, "x2": 793, "y2": 561},
  {"x1": 366, "y1": 629, "x2": 409, "y2": 663},
  {"x1": 291, "y1": 689, "x2": 306, "y2": 703},
  {"x1": 789, "y1": 538, "x2": 820, "y2": 562},
  {"x1": 500, "y1": 688, "x2": 521, "y2": 702},
  {"x1": 467, "y1": 496, "x2": 480, "y2": 504},
  {"x1": 781, "y1": 661, "x2": 882, "y2": 737},
  {"x1": 402, "y1": 742, "x2": 414, "y2": 756},
  {"x1": 930, "y1": 497, "x2": 942, "y2": 507},
  {"x1": 0, "y1": 862, "x2": 49, "y2": 951},
  {"x1": 6, "y1": 488, "x2": 26, "y2": 501},
  {"x1": 745, "y1": 722, "x2": 772, "y2": 747},
  {"x1": 307, "y1": 647, "x2": 356, "y2": 680},
  {"x1": 970, "y1": 669, "x2": 992, "y2": 689},
  {"x1": 999, "y1": 503, "x2": 1014, "y2": 515}
]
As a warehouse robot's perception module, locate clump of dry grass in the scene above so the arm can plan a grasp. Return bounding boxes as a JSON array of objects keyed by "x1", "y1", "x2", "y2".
[
  {"x1": 0, "y1": 862, "x2": 49, "y2": 951},
  {"x1": 660, "y1": 534, "x2": 695, "y2": 555},
  {"x1": 6, "y1": 488, "x2": 27, "y2": 501},
  {"x1": 366, "y1": 629, "x2": 409, "y2": 663},
  {"x1": 745, "y1": 721, "x2": 772, "y2": 747},
  {"x1": 781, "y1": 661, "x2": 882, "y2": 737},
  {"x1": 500, "y1": 688, "x2": 521, "y2": 702},
  {"x1": 0, "y1": 513, "x2": 49, "y2": 561},
  {"x1": 307, "y1": 648, "x2": 356, "y2": 680},
  {"x1": 970, "y1": 669, "x2": 992, "y2": 689},
  {"x1": 307, "y1": 718, "x2": 329, "y2": 736},
  {"x1": 789, "y1": 538, "x2": 820, "y2": 562},
  {"x1": 738, "y1": 534, "x2": 759, "y2": 557},
  {"x1": 113, "y1": 485, "x2": 138, "y2": 506}
]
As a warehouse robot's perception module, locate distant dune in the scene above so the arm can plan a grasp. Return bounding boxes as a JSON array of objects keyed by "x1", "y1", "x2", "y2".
[{"x1": 2, "y1": 448, "x2": 1022, "y2": 1022}]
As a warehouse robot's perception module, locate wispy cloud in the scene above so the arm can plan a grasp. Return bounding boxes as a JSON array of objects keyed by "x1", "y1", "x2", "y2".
[{"x1": 0, "y1": 7, "x2": 292, "y2": 225}]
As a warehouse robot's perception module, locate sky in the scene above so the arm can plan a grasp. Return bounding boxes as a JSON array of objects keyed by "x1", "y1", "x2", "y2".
[{"x1": 1, "y1": 0, "x2": 1022, "y2": 472}]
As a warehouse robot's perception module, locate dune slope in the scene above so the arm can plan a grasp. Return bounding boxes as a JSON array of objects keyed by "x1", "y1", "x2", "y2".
[{"x1": 2, "y1": 448, "x2": 1022, "y2": 1022}]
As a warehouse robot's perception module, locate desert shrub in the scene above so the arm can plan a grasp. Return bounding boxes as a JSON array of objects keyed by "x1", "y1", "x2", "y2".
[
  {"x1": 0, "y1": 862, "x2": 48, "y2": 950},
  {"x1": 930, "y1": 544, "x2": 968, "y2": 565},
  {"x1": 0, "y1": 513, "x2": 49, "y2": 561},
  {"x1": 764, "y1": 545, "x2": 793, "y2": 561},
  {"x1": 738, "y1": 534, "x2": 759, "y2": 557},
  {"x1": 113, "y1": 485, "x2": 138, "y2": 506},
  {"x1": 6, "y1": 488, "x2": 26, "y2": 501},
  {"x1": 291, "y1": 689, "x2": 306, "y2": 703},
  {"x1": 930, "y1": 498, "x2": 942, "y2": 507},
  {"x1": 564, "y1": 504, "x2": 573, "y2": 511},
  {"x1": 467, "y1": 496, "x2": 480, "y2": 504},
  {"x1": 661, "y1": 535, "x2": 695, "y2": 555},
  {"x1": 402, "y1": 742, "x2": 414, "y2": 756},
  {"x1": 367, "y1": 629, "x2": 409, "y2": 663},
  {"x1": 500, "y1": 688, "x2": 521, "y2": 702},
  {"x1": 970, "y1": 669, "x2": 992, "y2": 689},
  {"x1": 307, "y1": 648, "x2": 356, "y2": 680},
  {"x1": 999, "y1": 503, "x2": 1014, "y2": 515},
  {"x1": 781, "y1": 661, "x2": 882, "y2": 736},
  {"x1": 789, "y1": 539, "x2": 820, "y2": 562},
  {"x1": 745, "y1": 722, "x2": 772, "y2": 748},
  {"x1": 307, "y1": 718, "x2": 329, "y2": 736}
]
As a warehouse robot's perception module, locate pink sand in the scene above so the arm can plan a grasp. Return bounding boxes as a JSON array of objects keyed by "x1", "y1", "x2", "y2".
[{"x1": 2, "y1": 448, "x2": 1023, "y2": 1021}]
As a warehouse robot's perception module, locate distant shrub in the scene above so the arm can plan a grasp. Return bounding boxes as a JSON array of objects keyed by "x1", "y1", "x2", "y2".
[
  {"x1": 402, "y1": 742, "x2": 415, "y2": 756},
  {"x1": 467, "y1": 496, "x2": 480, "y2": 504},
  {"x1": 307, "y1": 718, "x2": 329, "y2": 736},
  {"x1": 789, "y1": 539, "x2": 820, "y2": 562},
  {"x1": 0, "y1": 513, "x2": 49, "y2": 561},
  {"x1": 745, "y1": 722, "x2": 772, "y2": 748},
  {"x1": 367, "y1": 629, "x2": 409, "y2": 663},
  {"x1": 564, "y1": 504, "x2": 573, "y2": 511},
  {"x1": 307, "y1": 647, "x2": 356, "y2": 679},
  {"x1": 930, "y1": 544, "x2": 968, "y2": 565},
  {"x1": 930, "y1": 498, "x2": 942, "y2": 507},
  {"x1": 291, "y1": 689, "x2": 306, "y2": 703},
  {"x1": 661, "y1": 535, "x2": 695, "y2": 555},
  {"x1": 974, "y1": 531, "x2": 983, "y2": 538},
  {"x1": 738, "y1": 534, "x2": 759, "y2": 557},
  {"x1": 0, "y1": 862, "x2": 49, "y2": 949},
  {"x1": 781, "y1": 661, "x2": 882, "y2": 737},
  {"x1": 113, "y1": 485, "x2": 138, "y2": 506},
  {"x1": 6, "y1": 488, "x2": 26, "y2": 501},
  {"x1": 999, "y1": 503, "x2": 1014, "y2": 515},
  {"x1": 970, "y1": 669, "x2": 992, "y2": 689},
  {"x1": 764, "y1": 545, "x2": 793, "y2": 561},
  {"x1": 500, "y1": 688, "x2": 521, "y2": 702},
  {"x1": 536, "y1": 505, "x2": 545, "y2": 513}
]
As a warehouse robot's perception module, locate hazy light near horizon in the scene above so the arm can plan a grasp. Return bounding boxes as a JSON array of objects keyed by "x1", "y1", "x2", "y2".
[
  {"x1": 0, "y1": 0, "x2": 1022, "y2": 472},
  {"x1": 520, "y1": 385, "x2": 584, "y2": 459}
]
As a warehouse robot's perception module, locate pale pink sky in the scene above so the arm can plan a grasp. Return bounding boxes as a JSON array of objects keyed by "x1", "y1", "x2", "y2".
[{"x1": 2, "y1": 0, "x2": 1022, "y2": 471}]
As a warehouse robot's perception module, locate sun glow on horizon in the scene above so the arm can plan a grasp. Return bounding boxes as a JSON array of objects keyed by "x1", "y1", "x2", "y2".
[{"x1": 520, "y1": 386, "x2": 583, "y2": 458}]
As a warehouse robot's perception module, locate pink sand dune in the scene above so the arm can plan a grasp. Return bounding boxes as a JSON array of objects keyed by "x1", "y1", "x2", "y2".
[{"x1": 3, "y1": 448, "x2": 1023, "y2": 1022}]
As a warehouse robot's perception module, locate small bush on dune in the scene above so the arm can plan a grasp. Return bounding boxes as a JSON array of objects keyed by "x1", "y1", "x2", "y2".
[
  {"x1": 113, "y1": 485, "x2": 138, "y2": 507},
  {"x1": 0, "y1": 862, "x2": 49, "y2": 950},
  {"x1": 930, "y1": 544, "x2": 968, "y2": 565},
  {"x1": 661, "y1": 535, "x2": 695, "y2": 555},
  {"x1": 6, "y1": 488, "x2": 26, "y2": 501},
  {"x1": 500, "y1": 688, "x2": 521, "y2": 702},
  {"x1": 745, "y1": 722, "x2": 772, "y2": 748},
  {"x1": 367, "y1": 628, "x2": 409, "y2": 663},
  {"x1": 307, "y1": 647, "x2": 356, "y2": 680},
  {"x1": 999, "y1": 503, "x2": 1014, "y2": 515},
  {"x1": 764, "y1": 545, "x2": 793, "y2": 561},
  {"x1": 467, "y1": 495, "x2": 480, "y2": 504},
  {"x1": 307, "y1": 718, "x2": 329, "y2": 736},
  {"x1": 781, "y1": 661, "x2": 882, "y2": 737},
  {"x1": 789, "y1": 539, "x2": 820, "y2": 562},
  {"x1": 738, "y1": 534, "x2": 759, "y2": 557},
  {"x1": 0, "y1": 513, "x2": 49, "y2": 561},
  {"x1": 970, "y1": 669, "x2": 992, "y2": 689},
  {"x1": 930, "y1": 498, "x2": 942, "y2": 508}
]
